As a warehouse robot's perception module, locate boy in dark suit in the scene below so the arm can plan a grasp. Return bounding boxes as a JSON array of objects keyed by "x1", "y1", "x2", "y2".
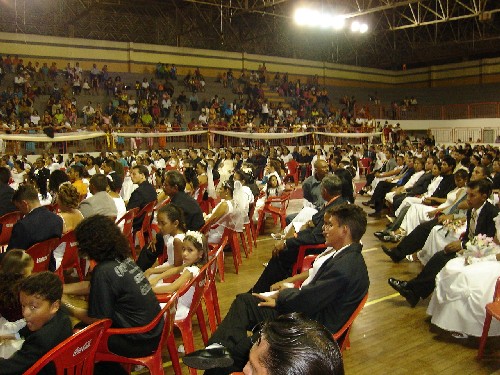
[{"x1": 0, "y1": 272, "x2": 72, "y2": 375}]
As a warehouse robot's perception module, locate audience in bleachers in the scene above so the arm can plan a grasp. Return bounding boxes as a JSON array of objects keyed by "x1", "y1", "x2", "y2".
[{"x1": 2, "y1": 111, "x2": 500, "y2": 370}]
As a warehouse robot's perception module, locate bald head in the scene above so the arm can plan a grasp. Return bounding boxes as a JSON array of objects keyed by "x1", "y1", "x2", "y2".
[{"x1": 314, "y1": 159, "x2": 330, "y2": 180}]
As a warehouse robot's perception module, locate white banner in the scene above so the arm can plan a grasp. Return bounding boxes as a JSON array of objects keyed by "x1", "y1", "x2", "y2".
[
  {"x1": 117, "y1": 130, "x2": 207, "y2": 138},
  {"x1": 0, "y1": 131, "x2": 107, "y2": 142},
  {"x1": 316, "y1": 131, "x2": 383, "y2": 138},
  {"x1": 211, "y1": 131, "x2": 310, "y2": 139},
  {"x1": 0, "y1": 130, "x2": 381, "y2": 142}
]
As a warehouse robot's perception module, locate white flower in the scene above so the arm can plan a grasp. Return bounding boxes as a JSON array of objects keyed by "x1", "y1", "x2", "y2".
[{"x1": 185, "y1": 231, "x2": 204, "y2": 246}]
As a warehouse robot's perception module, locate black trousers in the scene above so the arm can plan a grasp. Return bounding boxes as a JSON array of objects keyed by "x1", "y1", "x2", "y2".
[
  {"x1": 205, "y1": 293, "x2": 278, "y2": 375},
  {"x1": 407, "y1": 250, "x2": 456, "y2": 299},
  {"x1": 393, "y1": 218, "x2": 438, "y2": 259},
  {"x1": 372, "y1": 181, "x2": 396, "y2": 212},
  {"x1": 136, "y1": 233, "x2": 164, "y2": 271},
  {"x1": 250, "y1": 245, "x2": 324, "y2": 293},
  {"x1": 365, "y1": 172, "x2": 376, "y2": 187}
]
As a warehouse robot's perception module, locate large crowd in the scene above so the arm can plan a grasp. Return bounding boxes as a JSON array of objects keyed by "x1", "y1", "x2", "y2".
[
  {"x1": 0, "y1": 56, "x2": 380, "y2": 154},
  {"x1": 2, "y1": 54, "x2": 500, "y2": 375}
]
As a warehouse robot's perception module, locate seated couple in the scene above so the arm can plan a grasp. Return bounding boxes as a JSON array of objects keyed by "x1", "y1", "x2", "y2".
[{"x1": 183, "y1": 204, "x2": 369, "y2": 374}]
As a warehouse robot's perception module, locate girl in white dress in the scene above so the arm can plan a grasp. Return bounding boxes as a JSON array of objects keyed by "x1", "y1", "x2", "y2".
[
  {"x1": 254, "y1": 174, "x2": 285, "y2": 221},
  {"x1": 148, "y1": 231, "x2": 208, "y2": 320},
  {"x1": 204, "y1": 179, "x2": 247, "y2": 244},
  {"x1": 144, "y1": 205, "x2": 186, "y2": 281}
]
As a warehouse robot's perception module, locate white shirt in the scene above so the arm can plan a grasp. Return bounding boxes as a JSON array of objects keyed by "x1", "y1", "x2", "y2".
[{"x1": 302, "y1": 244, "x2": 352, "y2": 287}]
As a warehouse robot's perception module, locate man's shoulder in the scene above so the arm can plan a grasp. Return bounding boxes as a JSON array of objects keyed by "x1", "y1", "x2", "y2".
[{"x1": 483, "y1": 201, "x2": 500, "y2": 216}]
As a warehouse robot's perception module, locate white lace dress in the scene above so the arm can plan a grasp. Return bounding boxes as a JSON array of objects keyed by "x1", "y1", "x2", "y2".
[{"x1": 427, "y1": 257, "x2": 500, "y2": 337}]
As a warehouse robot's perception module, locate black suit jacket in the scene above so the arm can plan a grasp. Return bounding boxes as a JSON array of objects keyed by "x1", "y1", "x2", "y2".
[
  {"x1": 127, "y1": 181, "x2": 157, "y2": 231},
  {"x1": 407, "y1": 171, "x2": 433, "y2": 195},
  {"x1": 171, "y1": 191, "x2": 205, "y2": 231},
  {"x1": 462, "y1": 201, "x2": 499, "y2": 248},
  {"x1": 431, "y1": 173, "x2": 456, "y2": 199},
  {"x1": 0, "y1": 309, "x2": 73, "y2": 375},
  {"x1": 277, "y1": 243, "x2": 369, "y2": 334},
  {"x1": 7, "y1": 206, "x2": 63, "y2": 250},
  {"x1": 0, "y1": 183, "x2": 17, "y2": 217}
]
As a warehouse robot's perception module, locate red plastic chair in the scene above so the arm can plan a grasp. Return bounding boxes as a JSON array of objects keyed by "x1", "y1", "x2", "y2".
[
  {"x1": 255, "y1": 192, "x2": 292, "y2": 235},
  {"x1": 333, "y1": 293, "x2": 368, "y2": 352},
  {"x1": 24, "y1": 319, "x2": 112, "y2": 375},
  {"x1": 54, "y1": 230, "x2": 84, "y2": 283},
  {"x1": 173, "y1": 268, "x2": 209, "y2": 375},
  {"x1": 134, "y1": 200, "x2": 157, "y2": 250},
  {"x1": 204, "y1": 237, "x2": 228, "y2": 333},
  {"x1": 45, "y1": 203, "x2": 60, "y2": 213},
  {"x1": 291, "y1": 243, "x2": 327, "y2": 276},
  {"x1": 0, "y1": 211, "x2": 22, "y2": 252},
  {"x1": 201, "y1": 221, "x2": 244, "y2": 276},
  {"x1": 26, "y1": 238, "x2": 61, "y2": 273},
  {"x1": 293, "y1": 254, "x2": 318, "y2": 288},
  {"x1": 196, "y1": 183, "x2": 212, "y2": 214},
  {"x1": 117, "y1": 207, "x2": 139, "y2": 258},
  {"x1": 477, "y1": 276, "x2": 500, "y2": 359},
  {"x1": 155, "y1": 197, "x2": 171, "y2": 210},
  {"x1": 284, "y1": 159, "x2": 300, "y2": 186},
  {"x1": 358, "y1": 157, "x2": 372, "y2": 176},
  {"x1": 95, "y1": 293, "x2": 181, "y2": 375}
]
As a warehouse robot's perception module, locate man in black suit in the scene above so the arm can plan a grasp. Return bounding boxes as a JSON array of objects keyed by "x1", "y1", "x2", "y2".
[
  {"x1": 127, "y1": 165, "x2": 157, "y2": 232},
  {"x1": 0, "y1": 167, "x2": 17, "y2": 217},
  {"x1": 163, "y1": 170, "x2": 205, "y2": 231},
  {"x1": 388, "y1": 179, "x2": 499, "y2": 307},
  {"x1": 183, "y1": 204, "x2": 369, "y2": 374},
  {"x1": 6, "y1": 184, "x2": 63, "y2": 252},
  {"x1": 251, "y1": 174, "x2": 346, "y2": 293},
  {"x1": 392, "y1": 156, "x2": 436, "y2": 211}
]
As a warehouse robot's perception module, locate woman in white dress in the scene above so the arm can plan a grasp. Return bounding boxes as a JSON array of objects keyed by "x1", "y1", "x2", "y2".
[
  {"x1": 427, "y1": 255, "x2": 500, "y2": 337},
  {"x1": 427, "y1": 214, "x2": 500, "y2": 337},
  {"x1": 85, "y1": 156, "x2": 100, "y2": 177},
  {"x1": 10, "y1": 160, "x2": 26, "y2": 191},
  {"x1": 217, "y1": 149, "x2": 235, "y2": 188},
  {"x1": 398, "y1": 169, "x2": 468, "y2": 235},
  {"x1": 416, "y1": 166, "x2": 492, "y2": 263}
]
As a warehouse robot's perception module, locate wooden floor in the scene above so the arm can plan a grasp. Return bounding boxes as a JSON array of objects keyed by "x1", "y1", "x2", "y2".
[{"x1": 156, "y1": 194, "x2": 500, "y2": 375}]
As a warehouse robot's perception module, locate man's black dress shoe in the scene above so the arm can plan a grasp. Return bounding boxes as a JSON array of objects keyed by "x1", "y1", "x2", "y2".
[
  {"x1": 374, "y1": 231, "x2": 388, "y2": 239},
  {"x1": 381, "y1": 245, "x2": 403, "y2": 262},
  {"x1": 183, "y1": 347, "x2": 234, "y2": 370},
  {"x1": 368, "y1": 211, "x2": 382, "y2": 218},
  {"x1": 388, "y1": 278, "x2": 419, "y2": 307}
]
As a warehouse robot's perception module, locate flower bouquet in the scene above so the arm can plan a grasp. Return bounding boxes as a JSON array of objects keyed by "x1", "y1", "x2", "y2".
[{"x1": 461, "y1": 234, "x2": 500, "y2": 265}]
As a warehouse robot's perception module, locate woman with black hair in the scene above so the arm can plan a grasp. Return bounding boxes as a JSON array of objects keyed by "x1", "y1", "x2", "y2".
[{"x1": 62, "y1": 215, "x2": 162, "y2": 374}]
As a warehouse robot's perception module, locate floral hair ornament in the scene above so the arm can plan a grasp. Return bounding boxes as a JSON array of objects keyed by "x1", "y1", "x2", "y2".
[{"x1": 185, "y1": 231, "x2": 204, "y2": 246}]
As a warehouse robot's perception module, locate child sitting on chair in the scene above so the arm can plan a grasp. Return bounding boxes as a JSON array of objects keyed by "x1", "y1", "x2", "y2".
[
  {"x1": 0, "y1": 271, "x2": 72, "y2": 374},
  {"x1": 148, "y1": 231, "x2": 208, "y2": 321}
]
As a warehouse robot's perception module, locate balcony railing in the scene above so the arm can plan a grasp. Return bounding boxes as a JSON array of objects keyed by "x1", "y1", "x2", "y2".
[{"x1": 359, "y1": 102, "x2": 500, "y2": 121}]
